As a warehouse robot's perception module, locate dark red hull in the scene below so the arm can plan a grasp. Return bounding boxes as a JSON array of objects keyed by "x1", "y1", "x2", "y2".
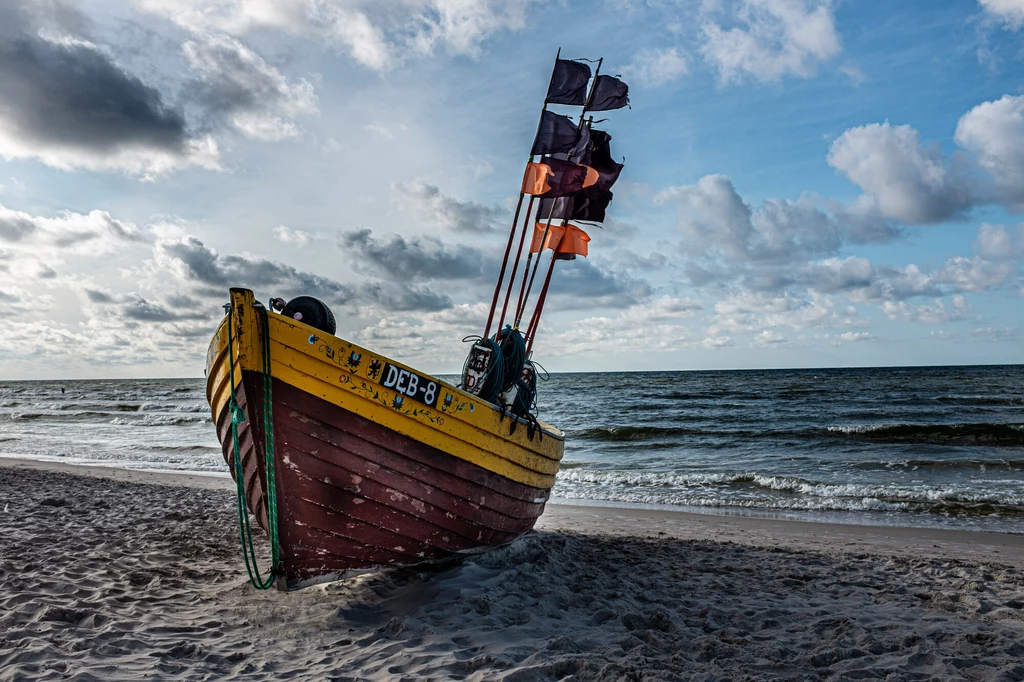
[{"x1": 216, "y1": 372, "x2": 550, "y2": 589}]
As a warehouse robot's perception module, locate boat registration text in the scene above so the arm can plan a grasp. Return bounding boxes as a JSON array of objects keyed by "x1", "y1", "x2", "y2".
[{"x1": 380, "y1": 363, "x2": 440, "y2": 408}]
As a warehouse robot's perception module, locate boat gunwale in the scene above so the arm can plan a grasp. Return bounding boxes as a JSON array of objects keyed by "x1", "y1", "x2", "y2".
[{"x1": 206, "y1": 310, "x2": 565, "y2": 443}]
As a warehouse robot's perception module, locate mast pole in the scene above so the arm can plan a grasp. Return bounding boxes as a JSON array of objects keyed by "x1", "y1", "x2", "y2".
[
  {"x1": 514, "y1": 58, "x2": 602, "y2": 331},
  {"x1": 482, "y1": 49, "x2": 562, "y2": 341},
  {"x1": 494, "y1": 195, "x2": 535, "y2": 334}
]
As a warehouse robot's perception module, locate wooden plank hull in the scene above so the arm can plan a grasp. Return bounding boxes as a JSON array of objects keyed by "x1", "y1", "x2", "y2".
[{"x1": 208, "y1": 289, "x2": 563, "y2": 590}]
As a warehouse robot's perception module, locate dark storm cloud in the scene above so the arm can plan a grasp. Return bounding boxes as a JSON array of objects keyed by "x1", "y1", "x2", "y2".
[
  {"x1": 158, "y1": 236, "x2": 453, "y2": 313},
  {"x1": 394, "y1": 181, "x2": 504, "y2": 233},
  {"x1": 339, "y1": 229, "x2": 498, "y2": 281},
  {"x1": 121, "y1": 297, "x2": 208, "y2": 322},
  {"x1": 0, "y1": 37, "x2": 188, "y2": 153},
  {"x1": 549, "y1": 260, "x2": 652, "y2": 308},
  {"x1": 360, "y1": 282, "x2": 452, "y2": 312},
  {"x1": 0, "y1": 1, "x2": 214, "y2": 174},
  {"x1": 159, "y1": 236, "x2": 351, "y2": 300}
]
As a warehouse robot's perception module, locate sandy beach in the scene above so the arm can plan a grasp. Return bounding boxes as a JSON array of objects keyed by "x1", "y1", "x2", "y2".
[{"x1": 1, "y1": 460, "x2": 1022, "y2": 681}]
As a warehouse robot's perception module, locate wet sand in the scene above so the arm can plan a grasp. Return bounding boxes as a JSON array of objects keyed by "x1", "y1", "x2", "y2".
[{"x1": 1, "y1": 460, "x2": 1023, "y2": 681}]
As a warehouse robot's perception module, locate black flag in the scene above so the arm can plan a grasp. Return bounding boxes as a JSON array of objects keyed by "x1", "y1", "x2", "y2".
[
  {"x1": 572, "y1": 190, "x2": 613, "y2": 222},
  {"x1": 587, "y1": 75, "x2": 629, "y2": 111},
  {"x1": 581, "y1": 129, "x2": 623, "y2": 191},
  {"x1": 531, "y1": 110, "x2": 583, "y2": 156},
  {"x1": 535, "y1": 196, "x2": 573, "y2": 222},
  {"x1": 538, "y1": 192, "x2": 613, "y2": 223},
  {"x1": 546, "y1": 59, "x2": 591, "y2": 106}
]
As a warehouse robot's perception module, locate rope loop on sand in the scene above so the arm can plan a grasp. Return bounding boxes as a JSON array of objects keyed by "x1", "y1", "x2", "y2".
[{"x1": 226, "y1": 304, "x2": 280, "y2": 590}]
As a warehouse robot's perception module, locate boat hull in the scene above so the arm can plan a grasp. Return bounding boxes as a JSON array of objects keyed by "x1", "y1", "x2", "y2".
[{"x1": 207, "y1": 289, "x2": 563, "y2": 590}]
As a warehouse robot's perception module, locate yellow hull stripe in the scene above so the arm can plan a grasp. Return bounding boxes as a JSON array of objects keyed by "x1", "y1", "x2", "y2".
[{"x1": 205, "y1": 291, "x2": 564, "y2": 489}]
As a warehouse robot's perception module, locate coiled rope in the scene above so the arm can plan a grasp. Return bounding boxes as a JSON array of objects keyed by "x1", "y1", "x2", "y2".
[
  {"x1": 460, "y1": 335, "x2": 504, "y2": 404},
  {"x1": 495, "y1": 326, "x2": 526, "y2": 393},
  {"x1": 226, "y1": 304, "x2": 280, "y2": 590}
]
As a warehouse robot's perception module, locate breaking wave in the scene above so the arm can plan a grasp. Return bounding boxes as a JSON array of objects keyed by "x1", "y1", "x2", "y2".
[
  {"x1": 827, "y1": 423, "x2": 1024, "y2": 446},
  {"x1": 555, "y1": 469, "x2": 1024, "y2": 517},
  {"x1": 109, "y1": 415, "x2": 210, "y2": 427}
]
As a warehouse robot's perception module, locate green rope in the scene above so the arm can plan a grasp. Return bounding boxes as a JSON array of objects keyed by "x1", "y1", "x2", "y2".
[{"x1": 226, "y1": 304, "x2": 279, "y2": 590}]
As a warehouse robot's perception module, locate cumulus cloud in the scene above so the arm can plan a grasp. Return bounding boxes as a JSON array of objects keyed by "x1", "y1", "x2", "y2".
[
  {"x1": 654, "y1": 175, "x2": 845, "y2": 262},
  {"x1": 338, "y1": 229, "x2": 497, "y2": 281},
  {"x1": 708, "y1": 290, "x2": 861, "y2": 335},
  {"x1": 827, "y1": 122, "x2": 973, "y2": 225},
  {"x1": 548, "y1": 259, "x2": 653, "y2": 309},
  {"x1": 973, "y1": 223, "x2": 1024, "y2": 260},
  {"x1": 272, "y1": 225, "x2": 317, "y2": 247},
  {"x1": 183, "y1": 33, "x2": 318, "y2": 140},
  {"x1": 393, "y1": 180, "x2": 504, "y2": 233},
  {"x1": 753, "y1": 329, "x2": 786, "y2": 345},
  {"x1": 0, "y1": 4, "x2": 218, "y2": 177},
  {"x1": 881, "y1": 296, "x2": 970, "y2": 324},
  {"x1": 0, "y1": 202, "x2": 147, "y2": 255},
  {"x1": 535, "y1": 296, "x2": 701, "y2": 357},
  {"x1": 954, "y1": 95, "x2": 1024, "y2": 211},
  {"x1": 154, "y1": 234, "x2": 452, "y2": 312},
  {"x1": 700, "y1": 0, "x2": 841, "y2": 83},
  {"x1": 135, "y1": 0, "x2": 534, "y2": 71},
  {"x1": 623, "y1": 47, "x2": 689, "y2": 87},
  {"x1": 826, "y1": 95, "x2": 1024, "y2": 222},
  {"x1": 978, "y1": 0, "x2": 1024, "y2": 28}
]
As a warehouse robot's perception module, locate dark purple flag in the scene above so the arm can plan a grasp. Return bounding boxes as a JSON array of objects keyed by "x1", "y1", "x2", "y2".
[
  {"x1": 535, "y1": 196, "x2": 573, "y2": 222},
  {"x1": 572, "y1": 190, "x2": 613, "y2": 222},
  {"x1": 587, "y1": 75, "x2": 629, "y2": 111},
  {"x1": 531, "y1": 110, "x2": 582, "y2": 156},
  {"x1": 540, "y1": 157, "x2": 589, "y2": 198},
  {"x1": 580, "y1": 129, "x2": 623, "y2": 191},
  {"x1": 546, "y1": 59, "x2": 591, "y2": 106}
]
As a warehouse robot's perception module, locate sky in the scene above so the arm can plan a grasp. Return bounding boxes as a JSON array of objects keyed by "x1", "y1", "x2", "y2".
[{"x1": 1, "y1": 0, "x2": 1023, "y2": 380}]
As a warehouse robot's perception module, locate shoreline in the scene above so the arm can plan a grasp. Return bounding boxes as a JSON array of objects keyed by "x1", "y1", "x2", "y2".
[
  {"x1": 2, "y1": 460, "x2": 1023, "y2": 680},
  {"x1": 4, "y1": 457, "x2": 1023, "y2": 565}
]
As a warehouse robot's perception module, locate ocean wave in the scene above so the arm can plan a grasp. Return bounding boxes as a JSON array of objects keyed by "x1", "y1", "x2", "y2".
[
  {"x1": 827, "y1": 423, "x2": 1024, "y2": 446},
  {"x1": 574, "y1": 426, "x2": 703, "y2": 442},
  {"x1": 852, "y1": 458, "x2": 1024, "y2": 471},
  {"x1": 933, "y1": 395, "x2": 1024, "y2": 406},
  {"x1": 136, "y1": 402, "x2": 208, "y2": 413},
  {"x1": 109, "y1": 415, "x2": 210, "y2": 426},
  {"x1": 574, "y1": 422, "x2": 1024, "y2": 447},
  {"x1": 8, "y1": 411, "x2": 104, "y2": 421},
  {"x1": 555, "y1": 468, "x2": 1024, "y2": 517}
]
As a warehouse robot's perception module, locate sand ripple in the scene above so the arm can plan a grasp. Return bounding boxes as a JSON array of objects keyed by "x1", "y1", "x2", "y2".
[{"x1": 1, "y1": 465, "x2": 1022, "y2": 681}]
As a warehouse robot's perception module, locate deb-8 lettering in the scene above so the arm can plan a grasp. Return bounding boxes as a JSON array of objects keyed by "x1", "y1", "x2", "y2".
[{"x1": 380, "y1": 363, "x2": 439, "y2": 407}]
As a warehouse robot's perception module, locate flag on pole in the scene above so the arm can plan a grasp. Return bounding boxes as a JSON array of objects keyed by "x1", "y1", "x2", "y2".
[
  {"x1": 535, "y1": 196, "x2": 573, "y2": 222},
  {"x1": 521, "y1": 158, "x2": 595, "y2": 197},
  {"x1": 582, "y1": 130, "x2": 623, "y2": 190},
  {"x1": 546, "y1": 59, "x2": 592, "y2": 105},
  {"x1": 531, "y1": 110, "x2": 583, "y2": 156},
  {"x1": 529, "y1": 222, "x2": 590, "y2": 257},
  {"x1": 587, "y1": 75, "x2": 629, "y2": 111},
  {"x1": 571, "y1": 190, "x2": 614, "y2": 222}
]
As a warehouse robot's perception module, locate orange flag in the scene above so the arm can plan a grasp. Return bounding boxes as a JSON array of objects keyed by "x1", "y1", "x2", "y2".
[
  {"x1": 529, "y1": 222, "x2": 590, "y2": 258},
  {"x1": 522, "y1": 162, "x2": 552, "y2": 195}
]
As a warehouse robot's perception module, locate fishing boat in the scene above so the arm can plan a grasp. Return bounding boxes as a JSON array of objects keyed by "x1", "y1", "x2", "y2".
[{"x1": 205, "y1": 51, "x2": 628, "y2": 591}]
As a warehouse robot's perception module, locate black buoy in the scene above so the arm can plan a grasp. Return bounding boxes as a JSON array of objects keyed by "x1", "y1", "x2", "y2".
[{"x1": 281, "y1": 296, "x2": 336, "y2": 335}]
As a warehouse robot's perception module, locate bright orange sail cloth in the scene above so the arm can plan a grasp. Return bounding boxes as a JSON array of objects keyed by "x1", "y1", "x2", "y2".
[{"x1": 529, "y1": 222, "x2": 590, "y2": 258}]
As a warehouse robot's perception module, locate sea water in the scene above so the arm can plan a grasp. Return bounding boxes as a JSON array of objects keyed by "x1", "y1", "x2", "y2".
[{"x1": 1, "y1": 365, "x2": 1022, "y2": 533}]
